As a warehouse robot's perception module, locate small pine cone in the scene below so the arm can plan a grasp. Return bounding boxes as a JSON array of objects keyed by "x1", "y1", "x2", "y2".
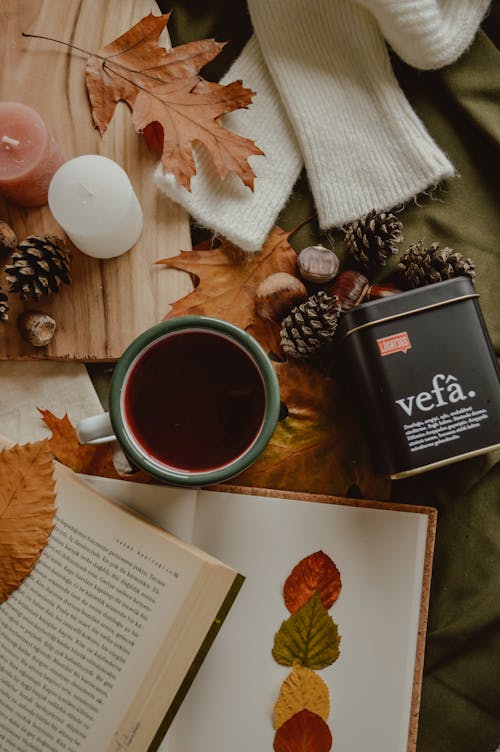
[
  {"x1": 344, "y1": 209, "x2": 403, "y2": 267},
  {"x1": 0, "y1": 289, "x2": 8, "y2": 321},
  {"x1": 280, "y1": 291, "x2": 341, "y2": 359},
  {"x1": 5, "y1": 234, "x2": 71, "y2": 301},
  {"x1": 398, "y1": 241, "x2": 475, "y2": 288}
]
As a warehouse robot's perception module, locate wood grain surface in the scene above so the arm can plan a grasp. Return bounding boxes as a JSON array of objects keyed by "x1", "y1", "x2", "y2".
[{"x1": 0, "y1": 0, "x2": 192, "y2": 361}]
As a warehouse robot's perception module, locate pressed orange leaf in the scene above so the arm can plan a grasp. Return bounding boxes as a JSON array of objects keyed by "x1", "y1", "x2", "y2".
[
  {"x1": 0, "y1": 441, "x2": 56, "y2": 603},
  {"x1": 273, "y1": 666, "x2": 330, "y2": 730},
  {"x1": 39, "y1": 409, "x2": 150, "y2": 484},
  {"x1": 284, "y1": 551, "x2": 341, "y2": 614},
  {"x1": 273, "y1": 594, "x2": 340, "y2": 670},
  {"x1": 273, "y1": 709, "x2": 332, "y2": 752},
  {"x1": 85, "y1": 13, "x2": 262, "y2": 188}
]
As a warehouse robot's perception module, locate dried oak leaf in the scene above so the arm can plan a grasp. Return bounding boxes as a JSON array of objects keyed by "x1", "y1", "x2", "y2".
[
  {"x1": 39, "y1": 409, "x2": 150, "y2": 484},
  {"x1": 273, "y1": 593, "x2": 340, "y2": 670},
  {"x1": 85, "y1": 13, "x2": 263, "y2": 189},
  {"x1": 159, "y1": 226, "x2": 297, "y2": 355},
  {"x1": 273, "y1": 666, "x2": 330, "y2": 730},
  {"x1": 284, "y1": 551, "x2": 341, "y2": 615},
  {"x1": 273, "y1": 709, "x2": 332, "y2": 752},
  {"x1": 0, "y1": 440, "x2": 56, "y2": 603}
]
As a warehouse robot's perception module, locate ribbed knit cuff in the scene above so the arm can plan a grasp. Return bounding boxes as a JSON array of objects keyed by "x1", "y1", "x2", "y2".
[
  {"x1": 154, "y1": 36, "x2": 302, "y2": 251},
  {"x1": 248, "y1": 0, "x2": 455, "y2": 230},
  {"x1": 357, "y1": 0, "x2": 491, "y2": 69}
]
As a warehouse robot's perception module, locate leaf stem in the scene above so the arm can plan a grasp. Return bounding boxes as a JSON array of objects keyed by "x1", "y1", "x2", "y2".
[{"x1": 22, "y1": 31, "x2": 93, "y2": 58}]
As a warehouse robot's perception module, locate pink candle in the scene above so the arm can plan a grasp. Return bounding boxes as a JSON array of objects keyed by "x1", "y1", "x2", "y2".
[{"x1": 0, "y1": 102, "x2": 64, "y2": 207}]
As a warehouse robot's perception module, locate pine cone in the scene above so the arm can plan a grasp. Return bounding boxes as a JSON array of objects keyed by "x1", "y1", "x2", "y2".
[
  {"x1": 280, "y1": 291, "x2": 341, "y2": 359},
  {"x1": 397, "y1": 241, "x2": 475, "y2": 288},
  {"x1": 344, "y1": 209, "x2": 403, "y2": 267},
  {"x1": 5, "y1": 234, "x2": 71, "y2": 301},
  {"x1": 0, "y1": 289, "x2": 8, "y2": 321}
]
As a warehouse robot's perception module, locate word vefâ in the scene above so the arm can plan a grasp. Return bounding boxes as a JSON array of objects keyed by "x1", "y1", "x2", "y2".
[{"x1": 396, "y1": 373, "x2": 475, "y2": 417}]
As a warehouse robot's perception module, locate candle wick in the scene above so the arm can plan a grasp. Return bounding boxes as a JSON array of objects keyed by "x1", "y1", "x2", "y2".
[
  {"x1": 78, "y1": 181, "x2": 95, "y2": 199},
  {"x1": 1, "y1": 135, "x2": 20, "y2": 148}
]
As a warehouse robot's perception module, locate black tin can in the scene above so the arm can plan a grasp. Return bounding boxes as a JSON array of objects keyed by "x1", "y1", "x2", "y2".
[{"x1": 339, "y1": 278, "x2": 500, "y2": 478}]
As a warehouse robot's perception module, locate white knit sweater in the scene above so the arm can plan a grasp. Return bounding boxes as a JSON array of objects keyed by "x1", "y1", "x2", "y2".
[{"x1": 155, "y1": 0, "x2": 490, "y2": 251}]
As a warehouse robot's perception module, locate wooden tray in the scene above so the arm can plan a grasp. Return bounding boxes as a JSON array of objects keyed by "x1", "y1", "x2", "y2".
[{"x1": 0, "y1": 0, "x2": 192, "y2": 361}]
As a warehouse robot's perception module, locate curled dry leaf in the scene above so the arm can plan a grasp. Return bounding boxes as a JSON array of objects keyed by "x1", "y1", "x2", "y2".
[
  {"x1": 39, "y1": 409, "x2": 150, "y2": 484},
  {"x1": 85, "y1": 13, "x2": 263, "y2": 189},
  {"x1": 0, "y1": 440, "x2": 56, "y2": 604},
  {"x1": 284, "y1": 551, "x2": 341, "y2": 614},
  {"x1": 273, "y1": 709, "x2": 333, "y2": 752},
  {"x1": 272, "y1": 594, "x2": 340, "y2": 670},
  {"x1": 273, "y1": 666, "x2": 330, "y2": 730}
]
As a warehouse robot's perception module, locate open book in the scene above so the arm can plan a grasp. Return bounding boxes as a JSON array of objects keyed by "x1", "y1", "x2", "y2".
[
  {"x1": 0, "y1": 461, "x2": 243, "y2": 752},
  {"x1": 81, "y1": 476, "x2": 436, "y2": 752}
]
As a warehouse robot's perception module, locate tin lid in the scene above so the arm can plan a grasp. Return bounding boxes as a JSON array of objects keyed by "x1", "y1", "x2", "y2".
[{"x1": 339, "y1": 277, "x2": 478, "y2": 338}]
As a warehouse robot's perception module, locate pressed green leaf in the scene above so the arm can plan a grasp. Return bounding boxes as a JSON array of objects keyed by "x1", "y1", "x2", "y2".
[{"x1": 272, "y1": 594, "x2": 340, "y2": 669}]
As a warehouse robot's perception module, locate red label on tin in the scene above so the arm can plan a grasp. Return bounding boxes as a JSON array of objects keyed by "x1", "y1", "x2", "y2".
[{"x1": 377, "y1": 331, "x2": 411, "y2": 356}]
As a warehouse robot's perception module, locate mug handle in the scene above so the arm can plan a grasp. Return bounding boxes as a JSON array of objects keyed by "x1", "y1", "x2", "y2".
[{"x1": 77, "y1": 413, "x2": 115, "y2": 445}]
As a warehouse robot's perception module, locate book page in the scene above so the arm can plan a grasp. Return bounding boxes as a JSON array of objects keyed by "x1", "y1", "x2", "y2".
[
  {"x1": 0, "y1": 467, "x2": 231, "y2": 752},
  {"x1": 164, "y1": 490, "x2": 429, "y2": 752}
]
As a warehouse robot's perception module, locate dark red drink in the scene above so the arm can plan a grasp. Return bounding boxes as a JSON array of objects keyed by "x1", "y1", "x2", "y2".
[{"x1": 123, "y1": 330, "x2": 267, "y2": 472}]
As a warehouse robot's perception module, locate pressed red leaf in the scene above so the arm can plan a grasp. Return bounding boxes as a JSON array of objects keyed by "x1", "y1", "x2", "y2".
[
  {"x1": 273, "y1": 709, "x2": 332, "y2": 752},
  {"x1": 284, "y1": 551, "x2": 341, "y2": 614}
]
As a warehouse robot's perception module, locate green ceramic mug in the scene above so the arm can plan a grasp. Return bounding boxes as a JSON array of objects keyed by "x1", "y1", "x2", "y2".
[{"x1": 76, "y1": 317, "x2": 280, "y2": 486}]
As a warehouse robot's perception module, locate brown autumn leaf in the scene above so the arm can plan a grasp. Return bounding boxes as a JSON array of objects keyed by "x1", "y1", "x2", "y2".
[
  {"x1": 159, "y1": 226, "x2": 297, "y2": 331},
  {"x1": 273, "y1": 709, "x2": 333, "y2": 752},
  {"x1": 0, "y1": 440, "x2": 56, "y2": 603},
  {"x1": 273, "y1": 666, "x2": 330, "y2": 730},
  {"x1": 39, "y1": 409, "x2": 150, "y2": 484},
  {"x1": 85, "y1": 13, "x2": 263, "y2": 189},
  {"x1": 234, "y1": 359, "x2": 390, "y2": 499},
  {"x1": 284, "y1": 551, "x2": 341, "y2": 615}
]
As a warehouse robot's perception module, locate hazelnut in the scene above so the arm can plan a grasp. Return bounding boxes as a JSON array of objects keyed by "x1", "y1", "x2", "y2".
[
  {"x1": 17, "y1": 310, "x2": 56, "y2": 347},
  {"x1": 0, "y1": 221, "x2": 17, "y2": 252},
  {"x1": 328, "y1": 270, "x2": 368, "y2": 313},
  {"x1": 297, "y1": 245, "x2": 339, "y2": 284},
  {"x1": 255, "y1": 273, "x2": 308, "y2": 322}
]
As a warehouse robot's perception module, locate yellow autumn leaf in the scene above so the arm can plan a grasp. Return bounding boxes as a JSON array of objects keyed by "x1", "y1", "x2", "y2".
[
  {"x1": 274, "y1": 665, "x2": 330, "y2": 730},
  {"x1": 0, "y1": 440, "x2": 56, "y2": 603},
  {"x1": 272, "y1": 593, "x2": 341, "y2": 670}
]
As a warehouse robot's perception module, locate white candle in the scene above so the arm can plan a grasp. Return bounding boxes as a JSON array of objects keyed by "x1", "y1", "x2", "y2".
[{"x1": 48, "y1": 155, "x2": 143, "y2": 258}]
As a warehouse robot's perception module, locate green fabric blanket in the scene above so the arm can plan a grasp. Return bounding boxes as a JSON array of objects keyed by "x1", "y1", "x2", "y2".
[{"x1": 154, "y1": 2, "x2": 500, "y2": 749}]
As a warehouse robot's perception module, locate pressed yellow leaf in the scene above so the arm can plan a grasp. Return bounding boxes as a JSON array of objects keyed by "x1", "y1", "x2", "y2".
[
  {"x1": 273, "y1": 666, "x2": 330, "y2": 730},
  {"x1": 0, "y1": 440, "x2": 56, "y2": 603},
  {"x1": 272, "y1": 594, "x2": 340, "y2": 670}
]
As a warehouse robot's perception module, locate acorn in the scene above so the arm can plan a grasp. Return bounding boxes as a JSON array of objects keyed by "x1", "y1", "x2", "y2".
[
  {"x1": 366, "y1": 283, "x2": 402, "y2": 300},
  {"x1": 255, "y1": 272, "x2": 308, "y2": 322},
  {"x1": 0, "y1": 221, "x2": 17, "y2": 252},
  {"x1": 327, "y1": 270, "x2": 369, "y2": 313},
  {"x1": 17, "y1": 310, "x2": 56, "y2": 347},
  {"x1": 297, "y1": 245, "x2": 339, "y2": 284}
]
